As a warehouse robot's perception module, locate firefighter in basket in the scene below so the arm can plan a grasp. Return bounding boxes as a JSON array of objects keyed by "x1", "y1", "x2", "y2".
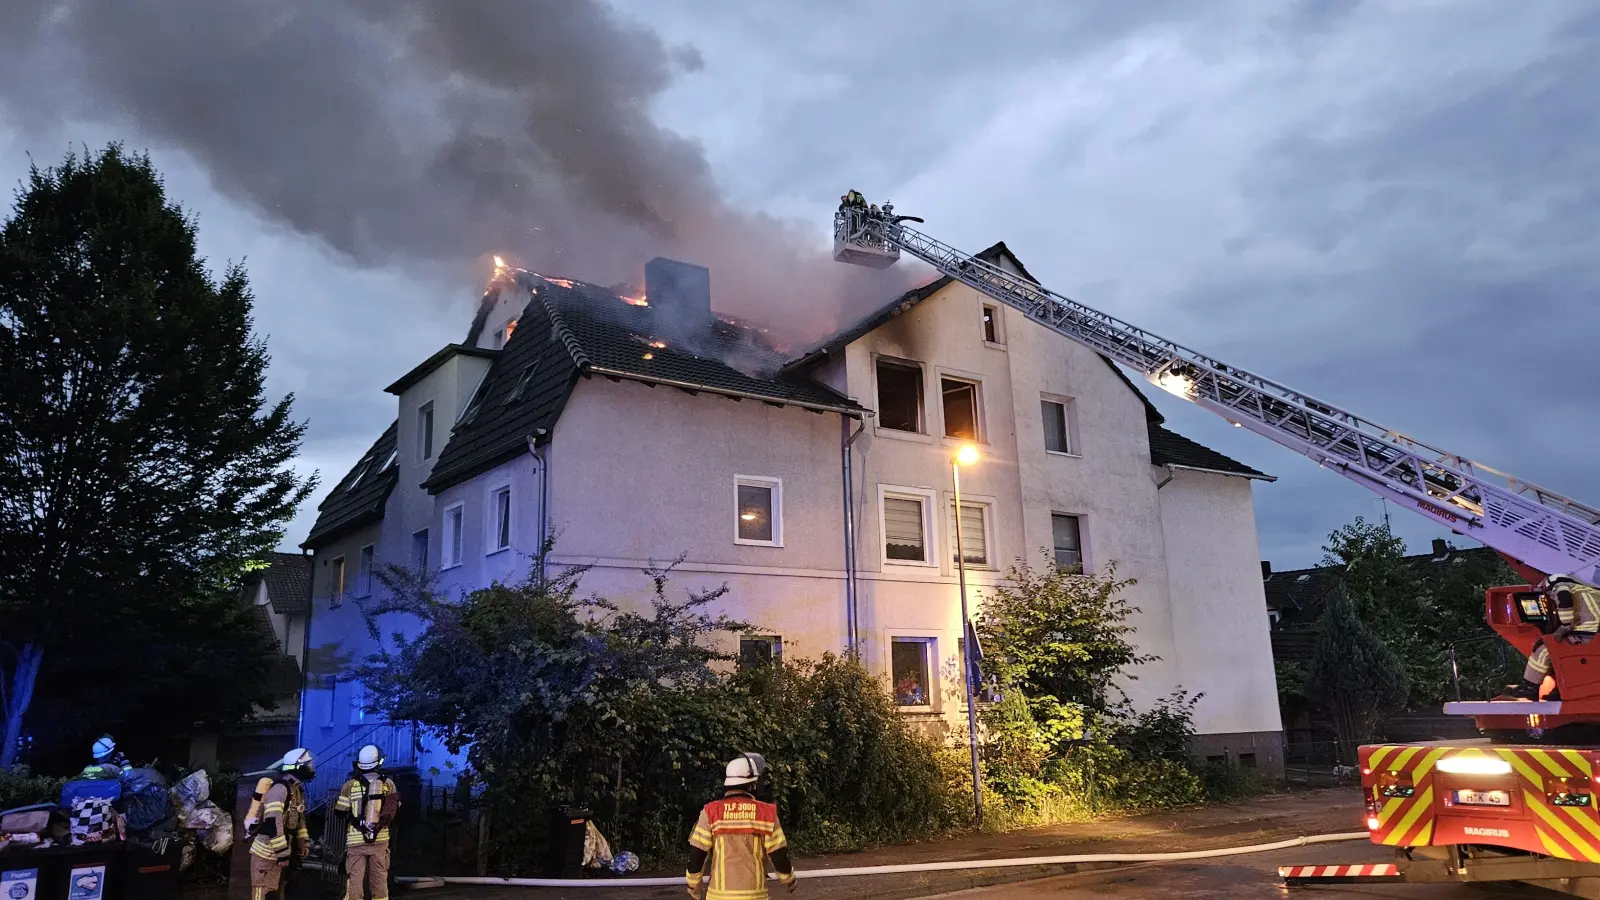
[
  {"x1": 686, "y1": 753, "x2": 796, "y2": 899},
  {"x1": 1505, "y1": 574, "x2": 1600, "y2": 700},
  {"x1": 336, "y1": 744, "x2": 401, "y2": 900},
  {"x1": 248, "y1": 748, "x2": 315, "y2": 900}
]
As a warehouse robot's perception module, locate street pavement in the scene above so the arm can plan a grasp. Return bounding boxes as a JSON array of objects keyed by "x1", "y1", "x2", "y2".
[
  {"x1": 927, "y1": 836, "x2": 1533, "y2": 900},
  {"x1": 408, "y1": 789, "x2": 1373, "y2": 900}
]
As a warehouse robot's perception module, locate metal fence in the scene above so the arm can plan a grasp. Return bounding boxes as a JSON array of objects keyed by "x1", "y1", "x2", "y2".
[{"x1": 1282, "y1": 740, "x2": 1363, "y2": 789}]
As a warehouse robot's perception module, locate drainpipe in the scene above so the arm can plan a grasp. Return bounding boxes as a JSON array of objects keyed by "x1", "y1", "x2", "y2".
[
  {"x1": 297, "y1": 547, "x2": 314, "y2": 749},
  {"x1": 840, "y1": 415, "x2": 866, "y2": 655},
  {"x1": 527, "y1": 429, "x2": 551, "y2": 582}
]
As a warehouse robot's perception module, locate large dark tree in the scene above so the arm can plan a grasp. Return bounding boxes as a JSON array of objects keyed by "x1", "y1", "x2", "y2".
[
  {"x1": 0, "y1": 145, "x2": 314, "y2": 770},
  {"x1": 1308, "y1": 584, "x2": 1409, "y2": 763}
]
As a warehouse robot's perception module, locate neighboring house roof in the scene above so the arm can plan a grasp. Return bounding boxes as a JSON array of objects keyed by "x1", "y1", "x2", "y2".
[
  {"x1": 301, "y1": 421, "x2": 399, "y2": 549},
  {"x1": 260, "y1": 552, "x2": 312, "y2": 616},
  {"x1": 422, "y1": 278, "x2": 866, "y2": 493},
  {"x1": 1149, "y1": 424, "x2": 1273, "y2": 481}
]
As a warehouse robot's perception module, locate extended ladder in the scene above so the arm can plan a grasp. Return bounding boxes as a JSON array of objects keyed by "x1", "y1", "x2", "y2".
[{"x1": 833, "y1": 208, "x2": 1600, "y2": 585}]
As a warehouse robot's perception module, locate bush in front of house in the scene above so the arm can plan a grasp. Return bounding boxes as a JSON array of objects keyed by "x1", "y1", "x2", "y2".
[
  {"x1": 0, "y1": 766, "x2": 65, "y2": 811},
  {"x1": 356, "y1": 547, "x2": 965, "y2": 873}
]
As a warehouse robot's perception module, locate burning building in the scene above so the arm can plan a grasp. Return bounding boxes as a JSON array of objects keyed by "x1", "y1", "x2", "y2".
[{"x1": 298, "y1": 243, "x2": 1285, "y2": 780}]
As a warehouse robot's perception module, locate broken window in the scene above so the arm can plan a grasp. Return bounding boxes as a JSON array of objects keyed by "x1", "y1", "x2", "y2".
[
  {"x1": 876, "y1": 359, "x2": 923, "y2": 432},
  {"x1": 1052, "y1": 514, "x2": 1083, "y2": 571},
  {"x1": 883, "y1": 494, "x2": 928, "y2": 563},
  {"x1": 892, "y1": 638, "x2": 933, "y2": 707},
  {"x1": 942, "y1": 378, "x2": 980, "y2": 441}
]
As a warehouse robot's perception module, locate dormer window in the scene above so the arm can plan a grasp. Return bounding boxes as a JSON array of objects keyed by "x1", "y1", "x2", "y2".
[{"x1": 494, "y1": 319, "x2": 518, "y2": 349}]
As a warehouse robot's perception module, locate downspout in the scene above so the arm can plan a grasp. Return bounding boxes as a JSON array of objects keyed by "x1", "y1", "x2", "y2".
[
  {"x1": 297, "y1": 547, "x2": 314, "y2": 749},
  {"x1": 527, "y1": 429, "x2": 551, "y2": 582},
  {"x1": 841, "y1": 415, "x2": 866, "y2": 655}
]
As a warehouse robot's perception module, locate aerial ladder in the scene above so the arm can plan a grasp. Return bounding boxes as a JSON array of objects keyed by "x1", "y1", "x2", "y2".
[{"x1": 832, "y1": 199, "x2": 1600, "y2": 892}]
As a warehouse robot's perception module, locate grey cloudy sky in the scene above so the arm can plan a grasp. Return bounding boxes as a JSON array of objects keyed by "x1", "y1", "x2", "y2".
[{"x1": 1, "y1": 0, "x2": 1594, "y2": 569}]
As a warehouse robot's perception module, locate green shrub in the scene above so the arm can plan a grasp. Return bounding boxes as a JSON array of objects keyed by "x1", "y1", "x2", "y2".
[{"x1": 0, "y1": 766, "x2": 64, "y2": 810}]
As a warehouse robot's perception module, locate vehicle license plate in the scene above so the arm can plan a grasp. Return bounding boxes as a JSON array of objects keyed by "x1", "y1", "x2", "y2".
[{"x1": 1454, "y1": 789, "x2": 1510, "y2": 806}]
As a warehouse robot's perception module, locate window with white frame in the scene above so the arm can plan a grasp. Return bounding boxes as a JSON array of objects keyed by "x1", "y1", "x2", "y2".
[
  {"x1": 411, "y1": 529, "x2": 429, "y2": 570},
  {"x1": 739, "y1": 635, "x2": 783, "y2": 670},
  {"x1": 981, "y1": 304, "x2": 1002, "y2": 344},
  {"x1": 881, "y1": 487, "x2": 936, "y2": 565},
  {"x1": 489, "y1": 486, "x2": 512, "y2": 552},
  {"x1": 442, "y1": 503, "x2": 465, "y2": 568},
  {"x1": 357, "y1": 545, "x2": 374, "y2": 597},
  {"x1": 948, "y1": 500, "x2": 990, "y2": 567},
  {"x1": 735, "y1": 476, "x2": 782, "y2": 546},
  {"x1": 941, "y1": 377, "x2": 981, "y2": 441},
  {"x1": 1052, "y1": 513, "x2": 1084, "y2": 571},
  {"x1": 418, "y1": 402, "x2": 435, "y2": 460},
  {"x1": 891, "y1": 638, "x2": 935, "y2": 708},
  {"x1": 494, "y1": 318, "x2": 518, "y2": 349},
  {"x1": 330, "y1": 556, "x2": 346, "y2": 608},
  {"x1": 875, "y1": 358, "x2": 924, "y2": 433},
  {"x1": 1041, "y1": 396, "x2": 1079, "y2": 455}
]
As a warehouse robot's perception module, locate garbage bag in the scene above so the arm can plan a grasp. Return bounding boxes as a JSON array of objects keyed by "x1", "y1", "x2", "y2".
[
  {"x1": 199, "y1": 817, "x2": 232, "y2": 855},
  {"x1": 122, "y1": 768, "x2": 175, "y2": 835},
  {"x1": 184, "y1": 802, "x2": 226, "y2": 831},
  {"x1": 173, "y1": 770, "x2": 210, "y2": 810},
  {"x1": 180, "y1": 841, "x2": 196, "y2": 872},
  {"x1": 581, "y1": 821, "x2": 613, "y2": 868}
]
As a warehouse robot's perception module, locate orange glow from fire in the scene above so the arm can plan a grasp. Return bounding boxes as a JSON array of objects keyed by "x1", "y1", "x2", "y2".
[
  {"x1": 620, "y1": 293, "x2": 649, "y2": 306},
  {"x1": 493, "y1": 255, "x2": 506, "y2": 269},
  {"x1": 543, "y1": 277, "x2": 576, "y2": 289},
  {"x1": 642, "y1": 352, "x2": 654, "y2": 360},
  {"x1": 648, "y1": 340, "x2": 666, "y2": 349}
]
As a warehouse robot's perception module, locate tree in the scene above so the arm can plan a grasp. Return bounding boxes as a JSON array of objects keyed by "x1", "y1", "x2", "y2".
[
  {"x1": 0, "y1": 145, "x2": 313, "y2": 768},
  {"x1": 1307, "y1": 584, "x2": 1409, "y2": 762}
]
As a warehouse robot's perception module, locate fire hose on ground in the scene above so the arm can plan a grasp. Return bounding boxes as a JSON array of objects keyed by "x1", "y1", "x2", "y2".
[{"x1": 374, "y1": 830, "x2": 1370, "y2": 889}]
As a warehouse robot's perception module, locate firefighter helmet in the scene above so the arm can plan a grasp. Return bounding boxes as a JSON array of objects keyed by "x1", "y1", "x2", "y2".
[
  {"x1": 92, "y1": 735, "x2": 116, "y2": 761},
  {"x1": 724, "y1": 753, "x2": 766, "y2": 786},
  {"x1": 1541, "y1": 574, "x2": 1579, "y2": 592},
  {"x1": 280, "y1": 747, "x2": 316, "y2": 780},
  {"x1": 356, "y1": 744, "x2": 385, "y2": 771}
]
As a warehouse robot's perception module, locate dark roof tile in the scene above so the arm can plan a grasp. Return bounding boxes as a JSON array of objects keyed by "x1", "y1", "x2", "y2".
[
  {"x1": 301, "y1": 422, "x2": 398, "y2": 549},
  {"x1": 261, "y1": 552, "x2": 312, "y2": 616},
  {"x1": 1148, "y1": 424, "x2": 1272, "y2": 480}
]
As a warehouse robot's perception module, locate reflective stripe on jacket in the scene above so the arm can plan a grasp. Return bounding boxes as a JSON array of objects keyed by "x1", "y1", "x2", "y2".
[{"x1": 687, "y1": 793, "x2": 789, "y2": 900}]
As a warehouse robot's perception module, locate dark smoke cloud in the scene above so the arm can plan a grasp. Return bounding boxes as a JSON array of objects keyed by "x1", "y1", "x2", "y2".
[{"x1": 0, "y1": 0, "x2": 910, "y2": 344}]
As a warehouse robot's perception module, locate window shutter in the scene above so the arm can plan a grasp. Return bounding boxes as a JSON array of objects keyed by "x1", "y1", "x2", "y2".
[
  {"x1": 883, "y1": 497, "x2": 925, "y2": 559},
  {"x1": 949, "y1": 502, "x2": 987, "y2": 565}
]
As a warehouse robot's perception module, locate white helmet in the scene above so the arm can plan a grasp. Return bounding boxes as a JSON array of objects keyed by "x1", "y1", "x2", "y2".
[
  {"x1": 279, "y1": 748, "x2": 315, "y2": 779},
  {"x1": 724, "y1": 753, "x2": 766, "y2": 787},
  {"x1": 1541, "y1": 574, "x2": 1579, "y2": 592},
  {"x1": 92, "y1": 735, "x2": 116, "y2": 761},
  {"x1": 356, "y1": 744, "x2": 384, "y2": 771}
]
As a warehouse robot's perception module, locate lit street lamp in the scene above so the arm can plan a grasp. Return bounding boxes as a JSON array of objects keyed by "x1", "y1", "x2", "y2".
[{"x1": 952, "y1": 443, "x2": 983, "y2": 824}]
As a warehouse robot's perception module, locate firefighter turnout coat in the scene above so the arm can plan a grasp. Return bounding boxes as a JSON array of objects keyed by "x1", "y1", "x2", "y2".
[{"x1": 686, "y1": 790, "x2": 795, "y2": 899}]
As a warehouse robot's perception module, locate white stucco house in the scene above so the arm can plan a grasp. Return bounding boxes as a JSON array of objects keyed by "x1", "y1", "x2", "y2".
[{"x1": 297, "y1": 243, "x2": 1286, "y2": 783}]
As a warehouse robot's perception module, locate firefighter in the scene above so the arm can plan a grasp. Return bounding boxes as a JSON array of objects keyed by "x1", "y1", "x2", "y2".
[
  {"x1": 335, "y1": 744, "x2": 400, "y2": 900},
  {"x1": 82, "y1": 735, "x2": 130, "y2": 777},
  {"x1": 250, "y1": 748, "x2": 315, "y2": 900},
  {"x1": 1508, "y1": 574, "x2": 1600, "y2": 700},
  {"x1": 685, "y1": 754, "x2": 796, "y2": 899},
  {"x1": 845, "y1": 190, "x2": 866, "y2": 209}
]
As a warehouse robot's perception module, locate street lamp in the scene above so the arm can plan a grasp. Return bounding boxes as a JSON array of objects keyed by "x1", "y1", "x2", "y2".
[{"x1": 952, "y1": 443, "x2": 983, "y2": 824}]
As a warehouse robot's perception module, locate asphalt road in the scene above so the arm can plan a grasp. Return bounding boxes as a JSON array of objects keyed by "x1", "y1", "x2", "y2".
[{"x1": 929, "y1": 840, "x2": 1538, "y2": 899}]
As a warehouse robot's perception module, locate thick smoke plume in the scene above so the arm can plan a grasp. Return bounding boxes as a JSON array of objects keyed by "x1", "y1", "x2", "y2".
[{"x1": 0, "y1": 0, "x2": 914, "y2": 345}]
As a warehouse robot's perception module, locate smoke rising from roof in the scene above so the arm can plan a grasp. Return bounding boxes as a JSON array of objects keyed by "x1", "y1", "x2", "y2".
[{"x1": 0, "y1": 0, "x2": 912, "y2": 346}]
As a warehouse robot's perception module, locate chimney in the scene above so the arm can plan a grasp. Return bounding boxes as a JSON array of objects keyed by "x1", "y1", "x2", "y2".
[
  {"x1": 1260, "y1": 561, "x2": 1272, "y2": 579},
  {"x1": 1432, "y1": 538, "x2": 1449, "y2": 557},
  {"x1": 645, "y1": 257, "x2": 711, "y2": 340}
]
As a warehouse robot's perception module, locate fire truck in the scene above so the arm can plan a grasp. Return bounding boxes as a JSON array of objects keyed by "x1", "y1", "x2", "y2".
[{"x1": 832, "y1": 200, "x2": 1600, "y2": 893}]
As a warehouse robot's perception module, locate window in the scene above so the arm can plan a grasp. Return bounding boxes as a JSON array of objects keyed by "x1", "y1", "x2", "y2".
[
  {"x1": 875, "y1": 359, "x2": 923, "y2": 432},
  {"x1": 1041, "y1": 397, "x2": 1078, "y2": 455},
  {"x1": 734, "y1": 476, "x2": 782, "y2": 546},
  {"x1": 490, "y1": 486, "x2": 512, "y2": 552},
  {"x1": 379, "y1": 448, "x2": 398, "y2": 471},
  {"x1": 1052, "y1": 513, "x2": 1083, "y2": 571},
  {"x1": 442, "y1": 503, "x2": 464, "y2": 569},
  {"x1": 344, "y1": 455, "x2": 372, "y2": 492},
  {"x1": 494, "y1": 318, "x2": 517, "y2": 349},
  {"x1": 357, "y1": 545, "x2": 374, "y2": 598},
  {"x1": 891, "y1": 638, "x2": 934, "y2": 707},
  {"x1": 458, "y1": 373, "x2": 492, "y2": 428},
  {"x1": 330, "y1": 556, "x2": 346, "y2": 608},
  {"x1": 941, "y1": 377, "x2": 980, "y2": 441},
  {"x1": 948, "y1": 501, "x2": 989, "y2": 567},
  {"x1": 506, "y1": 359, "x2": 541, "y2": 404},
  {"x1": 1240, "y1": 753, "x2": 1258, "y2": 769},
  {"x1": 349, "y1": 681, "x2": 366, "y2": 727},
  {"x1": 411, "y1": 529, "x2": 429, "y2": 570},
  {"x1": 982, "y1": 304, "x2": 1000, "y2": 344},
  {"x1": 881, "y1": 489, "x2": 935, "y2": 564},
  {"x1": 418, "y1": 402, "x2": 435, "y2": 459},
  {"x1": 739, "y1": 636, "x2": 782, "y2": 670}
]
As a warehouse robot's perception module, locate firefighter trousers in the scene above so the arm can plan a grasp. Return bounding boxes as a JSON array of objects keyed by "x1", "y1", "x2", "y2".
[
  {"x1": 1525, "y1": 632, "x2": 1594, "y2": 683},
  {"x1": 344, "y1": 841, "x2": 390, "y2": 900}
]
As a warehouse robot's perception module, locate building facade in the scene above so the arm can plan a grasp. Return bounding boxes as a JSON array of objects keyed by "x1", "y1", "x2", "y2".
[{"x1": 300, "y1": 244, "x2": 1286, "y2": 779}]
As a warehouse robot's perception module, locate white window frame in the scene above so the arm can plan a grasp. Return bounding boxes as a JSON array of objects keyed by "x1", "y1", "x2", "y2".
[
  {"x1": 937, "y1": 370, "x2": 985, "y2": 444},
  {"x1": 733, "y1": 475, "x2": 783, "y2": 547},
  {"x1": 878, "y1": 484, "x2": 939, "y2": 568},
  {"x1": 872, "y1": 355, "x2": 928, "y2": 438},
  {"x1": 981, "y1": 303, "x2": 1005, "y2": 347},
  {"x1": 356, "y1": 544, "x2": 375, "y2": 598},
  {"x1": 1041, "y1": 393, "x2": 1081, "y2": 457},
  {"x1": 946, "y1": 494, "x2": 996, "y2": 570},
  {"x1": 330, "y1": 556, "x2": 346, "y2": 608},
  {"x1": 887, "y1": 634, "x2": 939, "y2": 712},
  {"x1": 411, "y1": 529, "x2": 430, "y2": 571},
  {"x1": 418, "y1": 401, "x2": 435, "y2": 460},
  {"x1": 441, "y1": 502, "x2": 465, "y2": 570},
  {"x1": 1050, "y1": 511, "x2": 1088, "y2": 572},
  {"x1": 486, "y1": 484, "x2": 512, "y2": 553}
]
